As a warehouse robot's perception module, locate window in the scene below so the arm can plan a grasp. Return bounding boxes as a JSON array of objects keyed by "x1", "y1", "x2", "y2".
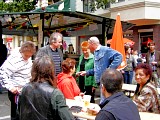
[
  {"x1": 117, "y1": 0, "x2": 125, "y2": 2},
  {"x1": 83, "y1": 0, "x2": 92, "y2": 12}
]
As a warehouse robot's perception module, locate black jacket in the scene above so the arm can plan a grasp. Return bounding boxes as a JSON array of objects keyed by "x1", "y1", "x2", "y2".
[
  {"x1": 18, "y1": 82, "x2": 74, "y2": 120},
  {"x1": 96, "y1": 92, "x2": 140, "y2": 120}
]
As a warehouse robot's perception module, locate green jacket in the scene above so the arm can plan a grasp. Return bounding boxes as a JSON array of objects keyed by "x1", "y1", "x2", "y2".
[{"x1": 76, "y1": 53, "x2": 97, "y2": 87}]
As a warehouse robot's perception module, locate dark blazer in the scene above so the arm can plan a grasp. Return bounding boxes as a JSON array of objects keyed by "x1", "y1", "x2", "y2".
[
  {"x1": 36, "y1": 45, "x2": 63, "y2": 64},
  {"x1": 146, "y1": 50, "x2": 160, "y2": 77}
]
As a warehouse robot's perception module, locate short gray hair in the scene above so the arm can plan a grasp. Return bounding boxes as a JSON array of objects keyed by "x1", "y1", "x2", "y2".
[
  {"x1": 49, "y1": 32, "x2": 63, "y2": 44},
  {"x1": 19, "y1": 41, "x2": 36, "y2": 53},
  {"x1": 88, "y1": 36, "x2": 100, "y2": 44}
]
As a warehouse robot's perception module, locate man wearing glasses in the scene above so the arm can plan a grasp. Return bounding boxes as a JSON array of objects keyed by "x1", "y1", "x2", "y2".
[{"x1": 36, "y1": 32, "x2": 63, "y2": 76}]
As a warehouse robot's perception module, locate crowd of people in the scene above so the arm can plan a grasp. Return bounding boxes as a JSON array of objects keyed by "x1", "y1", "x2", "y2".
[{"x1": 0, "y1": 32, "x2": 160, "y2": 120}]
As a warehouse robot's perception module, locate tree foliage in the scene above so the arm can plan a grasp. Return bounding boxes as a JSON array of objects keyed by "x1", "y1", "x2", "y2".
[
  {"x1": 89, "y1": 0, "x2": 116, "y2": 11},
  {"x1": 0, "y1": 0, "x2": 38, "y2": 12}
]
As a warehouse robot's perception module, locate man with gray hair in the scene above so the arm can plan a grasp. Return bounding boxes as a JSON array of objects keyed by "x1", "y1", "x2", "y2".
[
  {"x1": 36, "y1": 32, "x2": 63, "y2": 76},
  {"x1": 79, "y1": 36, "x2": 122, "y2": 103}
]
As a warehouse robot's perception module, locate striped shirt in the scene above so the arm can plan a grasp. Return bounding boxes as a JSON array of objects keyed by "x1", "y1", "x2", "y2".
[
  {"x1": 0, "y1": 49, "x2": 32, "y2": 91},
  {"x1": 51, "y1": 49, "x2": 61, "y2": 76}
]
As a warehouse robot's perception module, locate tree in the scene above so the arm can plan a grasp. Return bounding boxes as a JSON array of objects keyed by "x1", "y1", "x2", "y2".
[
  {"x1": 0, "y1": 0, "x2": 38, "y2": 12},
  {"x1": 88, "y1": 0, "x2": 116, "y2": 11}
]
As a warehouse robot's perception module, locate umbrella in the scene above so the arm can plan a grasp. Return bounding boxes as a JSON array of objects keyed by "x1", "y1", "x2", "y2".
[
  {"x1": 106, "y1": 38, "x2": 135, "y2": 46},
  {"x1": 110, "y1": 13, "x2": 127, "y2": 70}
]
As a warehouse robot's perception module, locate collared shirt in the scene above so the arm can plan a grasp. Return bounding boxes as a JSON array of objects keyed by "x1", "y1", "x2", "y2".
[
  {"x1": 0, "y1": 49, "x2": 32, "y2": 91},
  {"x1": 95, "y1": 45, "x2": 101, "y2": 51}
]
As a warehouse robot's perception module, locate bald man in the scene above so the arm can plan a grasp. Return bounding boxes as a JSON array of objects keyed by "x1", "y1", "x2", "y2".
[{"x1": 80, "y1": 36, "x2": 122, "y2": 103}]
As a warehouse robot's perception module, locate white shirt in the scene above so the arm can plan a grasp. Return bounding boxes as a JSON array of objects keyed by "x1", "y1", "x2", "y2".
[{"x1": 0, "y1": 49, "x2": 32, "y2": 91}]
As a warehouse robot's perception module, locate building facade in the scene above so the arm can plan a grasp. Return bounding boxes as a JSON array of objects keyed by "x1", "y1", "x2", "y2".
[{"x1": 80, "y1": 0, "x2": 160, "y2": 52}]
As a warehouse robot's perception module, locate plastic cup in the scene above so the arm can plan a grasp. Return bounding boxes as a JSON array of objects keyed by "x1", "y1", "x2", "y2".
[
  {"x1": 83, "y1": 95, "x2": 91, "y2": 107},
  {"x1": 74, "y1": 96, "x2": 82, "y2": 102}
]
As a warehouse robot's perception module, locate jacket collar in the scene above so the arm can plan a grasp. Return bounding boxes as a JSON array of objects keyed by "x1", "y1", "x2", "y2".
[{"x1": 99, "y1": 92, "x2": 123, "y2": 108}]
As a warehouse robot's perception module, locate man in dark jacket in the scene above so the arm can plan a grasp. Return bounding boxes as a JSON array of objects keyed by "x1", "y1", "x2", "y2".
[
  {"x1": 36, "y1": 32, "x2": 63, "y2": 76},
  {"x1": 95, "y1": 69, "x2": 140, "y2": 120},
  {"x1": 0, "y1": 44, "x2": 7, "y2": 93},
  {"x1": 146, "y1": 42, "x2": 160, "y2": 87}
]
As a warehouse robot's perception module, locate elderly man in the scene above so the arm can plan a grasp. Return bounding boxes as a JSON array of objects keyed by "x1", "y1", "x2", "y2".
[
  {"x1": 79, "y1": 37, "x2": 122, "y2": 102},
  {"x1": 95, "y1": 69, "x2": 140, "y2": 120},
  {"x1": 0, "y1": 41, "x2": 36, "y2": 120},
  {"x1": 36, "y1": 32, "x2": 63, "y2": 76}
]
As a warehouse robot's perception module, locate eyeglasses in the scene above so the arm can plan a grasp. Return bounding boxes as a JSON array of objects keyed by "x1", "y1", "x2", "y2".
[{"x1": 88, "y1": 39, "x2": 94, "y2": 44}]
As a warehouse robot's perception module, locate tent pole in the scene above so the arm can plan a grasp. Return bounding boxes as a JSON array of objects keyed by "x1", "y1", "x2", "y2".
[
  {"x1": 102, "y1": 18, "x2": 106, "y2": 45},
  {"x1": 0, "y1": 21, "x2": 3, "y2": 45}
]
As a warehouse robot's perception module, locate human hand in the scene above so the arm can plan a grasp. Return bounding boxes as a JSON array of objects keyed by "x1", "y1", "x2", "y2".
[
  {"x1": 79, "y1": 71, "x2": 86, "y2": 76},
  {"x1": 92, "y1": 87, "x2": 95, "y2": 93},
  {"x1": 79, "y1": 92, "x2": 85, "y2": 99},
  {"x1": 16, "y1": 87, "x2": 22, "y2": 93},
  {"x1": 75, "y1": 72, "x2": 81, "y2": 77},
  {"x1": 10, "y1": 87, "x2": 18, "y2": 94},
  {"x1": 87, "y1": 104, "x2": 101, "y2": 115},
  {"x1": 120, "y1": 70, "x2": 125, "y2": 74}
]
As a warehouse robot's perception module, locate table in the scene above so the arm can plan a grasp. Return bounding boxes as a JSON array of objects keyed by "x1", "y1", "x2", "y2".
[
  {"x1": 139, "y1": 112, "x2": 160, "y2": 120},
  {"x1": 122, "y1": 84, "x2": 136, "y2": 91},
  {"x1": 122, "y1": 84, "x2": 136, "y2": 97},
  {"x1": 122, "y1": 84, "x2": 160, "y2": 95},
  {"x1": 66, "y1": 99, "x2": 96, "y2": 120},
  {"x1": 66, "y1": 99, "x2": 160, "y2": 120}
]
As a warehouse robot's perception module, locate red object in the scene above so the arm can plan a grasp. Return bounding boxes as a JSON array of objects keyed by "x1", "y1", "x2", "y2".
[
  {"x1": 42, "y1": 7, "x2": 46, "y2": 10},
  {"x1": 57, "y1": 72, "x2": 80, "y2": 99},
  {"x1": 107, "y1": 38, "x2": 135, "y2": 45},
  {"x1": 80, "y1": 36, "x2": 86, "y2": 38},
  {"x1": 6, "y1": 37, "x2": 12, "y2": 42},
  {"x1": 22, "y1": 22, "x2": 26, "y2": 27},
  {"x1": 110, "y1": 14, "x2": 127, "y2": 70},
  {"x1": 142, "y1": 38, "x2": 153, "y2": 46}
]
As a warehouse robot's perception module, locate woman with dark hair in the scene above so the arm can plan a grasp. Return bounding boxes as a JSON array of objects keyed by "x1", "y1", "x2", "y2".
[
  {"x1": 18, "y1": 56, "x2": 74, "y2": 120},
  {"x1": 133, "y1": 63, "x2": 160, "y2": 113},
  {"x1": 122, "y1": 45, "x2": 137, "y2": 84},
  {"x1": 57, "y1": 58, "x2": 81, "y2": 99}
]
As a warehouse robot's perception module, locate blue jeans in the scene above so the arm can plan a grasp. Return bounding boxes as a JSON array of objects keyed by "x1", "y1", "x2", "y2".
[
  {"x1": 123, "y1": 71, "x2": 133, "y2": 84},
  {"x1": 0, "y1": 83, "x2": 2, "y2": 93}
]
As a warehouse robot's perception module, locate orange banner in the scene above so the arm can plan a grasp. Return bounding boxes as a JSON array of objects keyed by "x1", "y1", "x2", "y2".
[{"x1": 111, "y1": 14, "x2": 127, "y2": 70}]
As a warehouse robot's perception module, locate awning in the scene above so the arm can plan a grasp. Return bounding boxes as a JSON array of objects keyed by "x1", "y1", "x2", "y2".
[{"x1": 0, "y1": 10, "x2": 133, "y2": 36}]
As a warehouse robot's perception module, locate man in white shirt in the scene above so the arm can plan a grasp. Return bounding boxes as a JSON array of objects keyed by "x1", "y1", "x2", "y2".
[{"x1": 0, "y1": 41, "x2": 36, "y2": 120}]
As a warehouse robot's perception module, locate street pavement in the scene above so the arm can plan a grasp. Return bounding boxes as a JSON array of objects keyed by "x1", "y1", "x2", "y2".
[{"x1": 0, "y1": 90, "x2": 10, "y2": 120}]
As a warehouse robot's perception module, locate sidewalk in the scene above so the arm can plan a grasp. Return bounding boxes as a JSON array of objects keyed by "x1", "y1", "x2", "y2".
[{"x1": 0, "y1": 91, "x2": 10, "y2": 120}]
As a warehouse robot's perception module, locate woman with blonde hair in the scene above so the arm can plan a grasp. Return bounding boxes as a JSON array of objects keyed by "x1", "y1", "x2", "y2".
[{"x1": 76, "y1": 41, "x2": 97, "y2": 103}]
